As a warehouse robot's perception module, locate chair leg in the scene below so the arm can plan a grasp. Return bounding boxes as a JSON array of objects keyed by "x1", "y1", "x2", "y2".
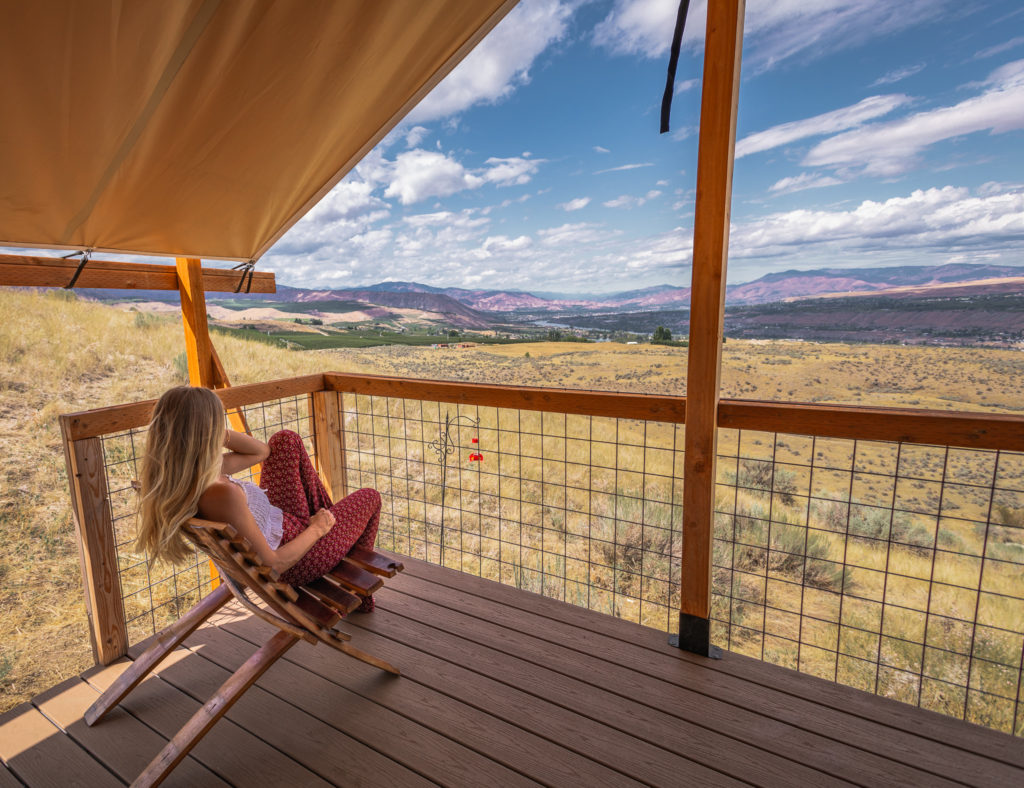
[
  {"x1": 132, "y1": 630, "x2": 299, "y2": 788},
  {"x1": 85, "y1": 584, "x2": 233, "y2": 726},
  {"x1": 338, "y1": 641, "x2": 401, "y2": 676}
]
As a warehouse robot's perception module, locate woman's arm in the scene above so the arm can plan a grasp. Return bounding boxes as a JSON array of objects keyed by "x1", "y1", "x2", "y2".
[
  {"x1": 198, "y1": 481, "x2": 334, "y2": 575},
  {"x1": 221, "y1": 429, "x2": 270, "y2": 476}
]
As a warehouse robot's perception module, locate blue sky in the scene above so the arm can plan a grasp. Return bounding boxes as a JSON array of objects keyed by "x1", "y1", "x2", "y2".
[{"x1": 255, "y1": 1, "x2": 1022, "y2": 292}]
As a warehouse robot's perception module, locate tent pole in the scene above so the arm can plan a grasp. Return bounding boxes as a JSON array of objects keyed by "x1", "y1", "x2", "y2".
[
  {"x1": 677, "y1": 0, "x2": 746, "y2": 656},
  {"x1": 176, "y1": 257, "x2": 254, "y2": 588}
]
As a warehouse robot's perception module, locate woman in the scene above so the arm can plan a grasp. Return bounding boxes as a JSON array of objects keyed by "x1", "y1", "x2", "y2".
[{"x1": 136, "y1": 385, "x2": 380, "y2": 610}]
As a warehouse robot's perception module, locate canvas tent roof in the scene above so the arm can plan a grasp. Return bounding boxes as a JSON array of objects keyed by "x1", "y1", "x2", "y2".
[{"x1": 0, "y1": 0, "x2": 515, "y2": 263}]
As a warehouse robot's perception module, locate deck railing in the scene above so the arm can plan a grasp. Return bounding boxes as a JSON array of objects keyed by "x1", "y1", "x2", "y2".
[{"x1": 60, "y1": 371, "x2": 1024, "y2": 736}]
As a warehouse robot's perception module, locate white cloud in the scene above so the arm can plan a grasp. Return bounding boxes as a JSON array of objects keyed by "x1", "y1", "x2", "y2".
[
  {"x1": 975, "y1": 35, "x2": 1024, "y2": 59},
  {"x1": 593, "y1": 0, "x2": 952, "y2": 74},
  {"x1": 383, "y1": 150, "x2": 541, "y2": 205},
  {"x1": 499, "y1": 193, "x2": 532, "y2": 208},
  {"x1": 671, "y1": 125, "x2": 696, "y2": 142},
  {"x1": 403, "y1": 211, "x2": 488, "y2": 229},
  {"x1": 871, "y1": 64, "x2": 924, "y2": 86},
  {"x1": 480, "y1": 156, "x2": 541, "y2": 186},
  {"x1": 349, "y1": 228, "x2": 393, "y2": 252},
  {"x1": 593, "y1": 145, "x2": 611, "y2": 153},
  {"x1": 736, "y1": 94, "x2": 909, "y2": 158},
  {"x1": 404, "y1": 126, "x2": 430, "y2": 148},
  {"x1": 675, "y1": 78, "x2": 699, "y2": 93},
  {"x1": 803, "y1": 60, "x2": 1024, "y2": 176},
  {"x1": 594, "y1": 162, "x2": 654, "y2": 174},
  {"x1": 304, "y1": 180, "x2": 389, "y2": 223},
  {"x1": 620, "y1": 229, "x2": 693, "y2": 270},
  {"x1": 559, "y1": 197, "x2": 591, "y2": 211},
  {"x1": 730, "y1": 185, "x2": 1024, "y2": 260},
  {"x1": 538, "y1": 222, "x2": 621, "y2": 245},
  {"x1": 385, "y1": 150, "x2": 484, "y2": 205},
  {"x1": 409, "y1": 0, "x2": 575, "y2": 123},
  {"x1": 603, "y1": 190, "x2": 662, "y2": 209},
  {"x1": 474, "y1": 234, "x2": 534, "y2": 258},
  {"x1": 769, "y1": 173, "x2": 843, "y2": 194}
]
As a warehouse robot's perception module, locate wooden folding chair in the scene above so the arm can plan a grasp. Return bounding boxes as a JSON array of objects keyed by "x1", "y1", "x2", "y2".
[{"x1": 84, "y1": 517, "x2": 404, "y2": 788}]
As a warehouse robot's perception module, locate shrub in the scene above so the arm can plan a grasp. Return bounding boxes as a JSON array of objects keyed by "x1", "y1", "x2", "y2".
[{"x1": 172, "y1": 351, "x2": 189, "y2": 383}]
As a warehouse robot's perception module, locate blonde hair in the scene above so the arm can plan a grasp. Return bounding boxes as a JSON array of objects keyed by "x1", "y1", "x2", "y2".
[{"x1": 136, "y1": 386, "x2": 225, "y2": 565}]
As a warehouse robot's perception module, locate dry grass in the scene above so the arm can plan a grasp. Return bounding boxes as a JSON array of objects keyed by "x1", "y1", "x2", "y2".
[
  {"x1": 327, "y1": 340, "x2": 1024, "y2": 413},
  {"x1": 0, "y1": 289, "x2": 326, "y2": 709},
  {"x1": 1, "y1": 289, "x2": 1022, "y2": 717}
]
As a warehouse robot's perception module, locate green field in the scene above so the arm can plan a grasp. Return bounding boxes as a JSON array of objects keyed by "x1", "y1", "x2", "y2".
[{"x1": 259, "y1": 329, "x2": 535, "y2": 350}]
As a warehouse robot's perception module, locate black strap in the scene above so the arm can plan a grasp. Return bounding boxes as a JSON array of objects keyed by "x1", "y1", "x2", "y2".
[
  {"x1": 232, "y1": 260, "x2": 256, "y2": 293},
  {"x1": 660, "y1": 0, "x2": 691, "y2": 134},
  {"x1": 62, "y1": 249, "x2": 93, "y2": 288}
]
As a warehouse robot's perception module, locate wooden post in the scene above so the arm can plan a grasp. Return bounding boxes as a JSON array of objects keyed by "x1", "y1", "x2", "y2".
[
  {"x1": 176, "y1": 256, "x2": 252, "y2": 587},
  {"x1": 176, "y1": 257, "x2": 251, "y2": 435},
  {"x1": 312, "y1": 390, "x2": 349, "y2": 502},
  {"x1": 60, "y1": 422, "x2": 128, "y2": 665},
  {"x1": 679, "y1": 0, "x2": 745, "y2": 655},
  {"x1": 176, "y1": 257, "x2": 216, "y2": 387}
]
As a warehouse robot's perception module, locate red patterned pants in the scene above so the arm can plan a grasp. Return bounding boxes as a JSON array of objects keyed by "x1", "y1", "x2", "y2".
[{"x1": 259, "y1": 430, "x2": 380, "y2": 608}]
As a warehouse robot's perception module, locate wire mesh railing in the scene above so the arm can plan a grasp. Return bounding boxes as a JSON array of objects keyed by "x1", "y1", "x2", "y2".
[
  {"x1": 711, "y1": 430, "x2": 1023, "y2": 736},
  {"x1": 338, "y1": 392, "x2": 686, "y2": 633},
  {"x1": 334, "y1": 386, "x2": 1023, "y2": 737},
  {"x1": 62, "y1": 373, "x2": 1024, "y2": 738}
]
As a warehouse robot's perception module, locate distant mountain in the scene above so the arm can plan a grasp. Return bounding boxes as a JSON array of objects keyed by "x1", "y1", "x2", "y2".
[
  {"x1": 725, "y1": 263, "x2": 1024, "y2": 305},
  {"x1": 75, "y1": 262, "x2": 1024, "y2": 317},
  {"x1": 279, "y1": 287, "x2": 492, "y2": 328}
]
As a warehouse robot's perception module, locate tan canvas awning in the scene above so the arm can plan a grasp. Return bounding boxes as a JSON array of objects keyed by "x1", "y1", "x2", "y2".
[{"x1": 0, "y1": 0, "x2": 515, "y2": 262}]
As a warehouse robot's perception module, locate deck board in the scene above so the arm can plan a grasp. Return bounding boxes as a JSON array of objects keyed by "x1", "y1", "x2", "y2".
[
  {"x1": 382, "y1": 572, "x2": 967, "y2": 787},
  {"x1": 403, "y1": 559, "x2": 1024, "y2": 769},
  {"x1": 0, "y1": 702, "x2": 120, "y2": 788},
  {"x1": 32, "y1": 677, "x2": 228, "y2": 788},
  {"x1": 3, "y1": 556, "x2": 1021, "y2": 787}
]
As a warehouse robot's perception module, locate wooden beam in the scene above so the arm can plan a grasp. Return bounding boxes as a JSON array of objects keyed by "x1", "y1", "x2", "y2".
[
  {"x1": 718, "y1": 399, "x2": 1024, "y2": 452},
  {"x1": 679, "y1": 0, "x2": 746, "y2": 653},
  {"x1": 176, "y1": 257, "x2": 216, "y2": 387},
  {"x1": 61, "y1": 374, "x2": 327, "y2": 440},
  {"x1": 177, "y1": 257, "x2": 236, "y2": 584},
  {"x1": 61, "y1": 372, "x2": 1024, "y2": 451},
  {"x1": 324, "y1": 373, "x2": 686, "y2": 424},
  {"x1": 59, "y1": 426, "x2": 128, "y2": 665},
  {"x1": 0, "y1": 253, "x2": 275, "y2": 292},
  {"x1": 312, "y1": 390, "x2": 349, "y2": 502}
]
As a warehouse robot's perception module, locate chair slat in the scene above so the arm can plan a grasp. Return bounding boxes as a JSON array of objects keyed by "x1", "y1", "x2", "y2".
[
  {"x1": 292, "y1": 588, "x2": 343, "y2": 631},
  {"x1": 329, "y1": 561, "x2": 383, "y2": 596},
  {"x1": 306, "y1": 577, "x2": 362, "y2": 615},
  {"x1": 345, "y1": 547, "x2": 404, "y2": 578}
]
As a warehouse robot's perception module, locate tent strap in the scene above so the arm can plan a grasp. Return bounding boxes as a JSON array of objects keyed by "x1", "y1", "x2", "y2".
[
  {"x1": 232, "y1": 260, "x2": 256, "y2": 293},
  {"x1": 660, "y1": 0, "x2": 692, "y2": 134},
  {"x1": 62, "y1": 249, "x2": 94, "y2": 289}
]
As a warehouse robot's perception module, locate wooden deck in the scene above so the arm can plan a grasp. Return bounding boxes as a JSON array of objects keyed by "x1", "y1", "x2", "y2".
[{"x1": 2, "y1": 558, "x2": 1021, "y2": 787}]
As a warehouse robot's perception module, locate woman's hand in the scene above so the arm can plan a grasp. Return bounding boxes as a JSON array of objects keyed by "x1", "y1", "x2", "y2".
[{"x1": 309, "y1": 508, "x2": 335, "y2": 539}]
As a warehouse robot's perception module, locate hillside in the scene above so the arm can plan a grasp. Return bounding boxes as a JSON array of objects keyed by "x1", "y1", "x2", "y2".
[
  {"x1": 725, "y1": 263, "x2": 1024, "y2": 305},
  {"x1": 79, "y1": 262, "x2": 1024, "y2": 318},
  {"x1": 546, "y1": 288, "x2": 1024, "y2": 347}
]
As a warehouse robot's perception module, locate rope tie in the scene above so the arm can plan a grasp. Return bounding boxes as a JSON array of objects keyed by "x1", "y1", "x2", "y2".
[
  {"x1": 232, "y1": 259, "x2": 256, "y2": 293},
  {"x1": 62, "y1": 248, "x2": 94, "y2": 288},
  {"x1": 660, "y1": 0, "x2": 692, "y2": 134}
]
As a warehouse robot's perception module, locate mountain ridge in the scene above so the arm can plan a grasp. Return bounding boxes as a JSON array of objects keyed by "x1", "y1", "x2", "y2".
[{"x1": 74, "y1": 262, "x2": 1023, "y2": 314}]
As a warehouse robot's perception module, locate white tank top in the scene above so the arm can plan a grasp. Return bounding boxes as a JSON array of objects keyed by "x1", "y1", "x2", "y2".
[{"x1": 227, "y1": 476, "x2": 284, "y2": 549}]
